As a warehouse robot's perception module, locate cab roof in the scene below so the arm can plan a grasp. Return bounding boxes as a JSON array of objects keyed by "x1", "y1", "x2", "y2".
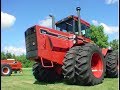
[{"x1": 56, "y1": 15, "x2": 90, "y2": 27}]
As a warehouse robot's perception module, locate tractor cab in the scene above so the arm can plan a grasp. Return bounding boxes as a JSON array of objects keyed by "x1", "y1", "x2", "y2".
[{"x1": 55, "y1": 15, "x2": 91, "y2": 38}]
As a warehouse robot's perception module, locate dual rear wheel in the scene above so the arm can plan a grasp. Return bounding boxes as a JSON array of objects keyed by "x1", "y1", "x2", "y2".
[{"x1": 105, "y1": 50, "x2": 118, "y2": 78}]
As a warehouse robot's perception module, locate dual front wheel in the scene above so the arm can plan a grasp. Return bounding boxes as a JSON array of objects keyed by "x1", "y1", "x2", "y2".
[
  {"x1": 62, "y1": 43, "x2": 105, "y2": 85},
  {"x1": 33, "y1": 63, "x2": 62, "y2": 83}
]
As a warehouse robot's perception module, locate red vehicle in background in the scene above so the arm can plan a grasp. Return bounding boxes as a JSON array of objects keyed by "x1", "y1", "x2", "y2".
[{"x1": 1, "y1": 59, "x2": 22, "y2": 76}]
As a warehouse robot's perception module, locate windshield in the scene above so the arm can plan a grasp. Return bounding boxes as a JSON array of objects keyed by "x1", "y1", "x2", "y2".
[
  {"x1": 56, "y1": 19, "x2": 73, "y2": 33},
  {"x1": 56, "y1": 18, "x2": 91, "y2": 38}
]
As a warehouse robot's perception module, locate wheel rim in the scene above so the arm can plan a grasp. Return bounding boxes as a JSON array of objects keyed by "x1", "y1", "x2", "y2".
[
  {"x1": 2, "y1": 67, "x2": 10, "y2": 75},
  {"x1": 91, "y1": 52, "x2": 103, "y2": 78}
]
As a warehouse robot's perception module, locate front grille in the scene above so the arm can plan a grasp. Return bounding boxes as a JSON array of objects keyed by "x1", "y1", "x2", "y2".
[{"x1": 25, "y1": 27, "x2": 37, "y2": 58}]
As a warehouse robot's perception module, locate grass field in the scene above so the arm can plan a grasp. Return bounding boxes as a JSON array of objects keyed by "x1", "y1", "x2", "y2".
[{"x1": 1, "y1": 68, "x2": 119, "y2": 90}]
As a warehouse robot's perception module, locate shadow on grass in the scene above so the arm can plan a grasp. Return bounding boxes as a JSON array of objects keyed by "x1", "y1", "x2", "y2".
[
  {"x1": 33, "y1": 80, "x2": 100, "y2": 87},
  {"x1": 61, "y1": 79, "x2": 104, "y2": 87},
  {"x1": 33, "y1": 77, "x2": 105, "y2": 86},
  {"x1": 33, "y1": 79, "x2": 64, "y2": 85},
  {"x1": 104, "y1": 76, "x2": 118, "y2": 78}
]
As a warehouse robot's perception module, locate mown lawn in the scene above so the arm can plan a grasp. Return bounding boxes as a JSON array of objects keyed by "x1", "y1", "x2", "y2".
[{"x1": 1, "y1": 68, "x2": 119, "y2": 90}]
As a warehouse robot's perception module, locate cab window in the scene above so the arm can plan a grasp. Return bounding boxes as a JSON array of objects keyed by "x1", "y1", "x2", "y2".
[
  {"x1": 75, "y1": 21, "x2": 91, "y2": 38},
  {"x1": 56, "y1": 19, "x2": 73, "y2": 33}
]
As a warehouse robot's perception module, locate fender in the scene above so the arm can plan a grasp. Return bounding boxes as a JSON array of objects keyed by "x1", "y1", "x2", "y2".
[{"x1": 102, "y1": 48, "x2": 112, "y2": 57}]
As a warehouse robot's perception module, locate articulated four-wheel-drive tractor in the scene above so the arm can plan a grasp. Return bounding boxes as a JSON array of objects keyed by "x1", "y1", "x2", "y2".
[
  {"x1": 1, "y1": 59, "x2": 22, "y2": 76},
  {"x1": 25, "y1": 7, "x2": 118, "y2": 86}
]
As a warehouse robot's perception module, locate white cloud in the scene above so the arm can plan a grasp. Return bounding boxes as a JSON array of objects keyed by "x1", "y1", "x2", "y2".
[
  {"x1": 92, "y1": 19, "x2": 119, "y2": 35},
  {"x1": 3, "y1": 46, "x2": 26, "y2": 56},
  {"x1": 1, "y1": 12, "x2": 16, "y2": 29},
  {"x1": 92, "y1": 20, "x2": 99, "y2": 26},
  {"x1": 105, "y1": 0, "x2": 118, "y2": 4},
  {"x1": 100, "y1": 23, "x2": 119, "y2": 34},
  {"x1": 38, "y1": 16, "x2": 52, "y2": 28}
]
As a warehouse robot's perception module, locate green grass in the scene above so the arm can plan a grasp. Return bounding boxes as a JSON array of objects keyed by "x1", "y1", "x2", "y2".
[{"x1": 1, "y1": 68, "x2": 119, "y2": 90}]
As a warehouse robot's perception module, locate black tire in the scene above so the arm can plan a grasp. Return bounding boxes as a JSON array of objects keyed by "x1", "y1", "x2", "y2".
[
  {"x1": 1, "y1": 64, "x2": 12, "y2": 76},
  {"x1": 62, "y1": 46, "x2": 80, "y2": 84},
  {"x1": 105, "y1": 50, "x2": 118, "y2": 78},
  {"x1": 75, "y1": 43, "x2": 105, "y2": 86},
  {"x1": 33, "y1": 62, "x2": 62, "y2": 83}
]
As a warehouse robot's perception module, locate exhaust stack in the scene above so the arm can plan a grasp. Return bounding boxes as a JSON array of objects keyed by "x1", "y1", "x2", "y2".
[
  {"x1": 76, "y1": 7, "x2": 82, "y2": 35},
  {"x1": 49, "y1": 15, "x2": 55, "y2": 29}
]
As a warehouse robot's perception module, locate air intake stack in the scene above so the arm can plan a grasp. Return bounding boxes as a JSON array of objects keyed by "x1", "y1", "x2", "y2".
[
  {"x1": 76, "y1": 7, "x2": 82, "y2": 35},
  {"x1": 49, "y1": 15, "x2": 55, "y2": 29}
]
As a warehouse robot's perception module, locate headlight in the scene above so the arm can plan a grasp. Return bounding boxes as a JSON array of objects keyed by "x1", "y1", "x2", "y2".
[
  {"x1": 72, "y1": 35, "x2": 76, "y2": 39},
  {"x1": 73, "y1": 40, "x2": 76, "y2": 44}
]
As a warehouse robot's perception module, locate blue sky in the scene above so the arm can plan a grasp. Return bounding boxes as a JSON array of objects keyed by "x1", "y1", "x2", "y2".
[{"x1": 1, "y1": 0, "x2": 119, "y2": 55}]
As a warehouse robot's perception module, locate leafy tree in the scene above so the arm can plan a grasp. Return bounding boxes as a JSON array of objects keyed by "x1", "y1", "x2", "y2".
[
  {"x1": 109, "y1": 39, "x2": 119, "y2": 50},
  {"x1": 89, "y1": 25, "x2": 109, "y2": 48},
  {"x1": 1, "y1": 52, "x2": 6, "y2": 60},
  {"x1": 15, "y1": 54, "x2": 34, "y2": 68},
  {"x1": 12, "y1": 54, "x2": 16, "y2": 59},
  {"x1": 6, "y1": 52, "x2": 12, "y2": 59}
]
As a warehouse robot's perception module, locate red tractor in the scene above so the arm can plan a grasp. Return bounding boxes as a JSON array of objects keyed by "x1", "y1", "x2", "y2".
[
  {"x1": 1, "y1": 59, "x2": 22, "y2": 76},
  {"x1": 25, "y1": 7, "x2": 118, "y2": 85}
]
